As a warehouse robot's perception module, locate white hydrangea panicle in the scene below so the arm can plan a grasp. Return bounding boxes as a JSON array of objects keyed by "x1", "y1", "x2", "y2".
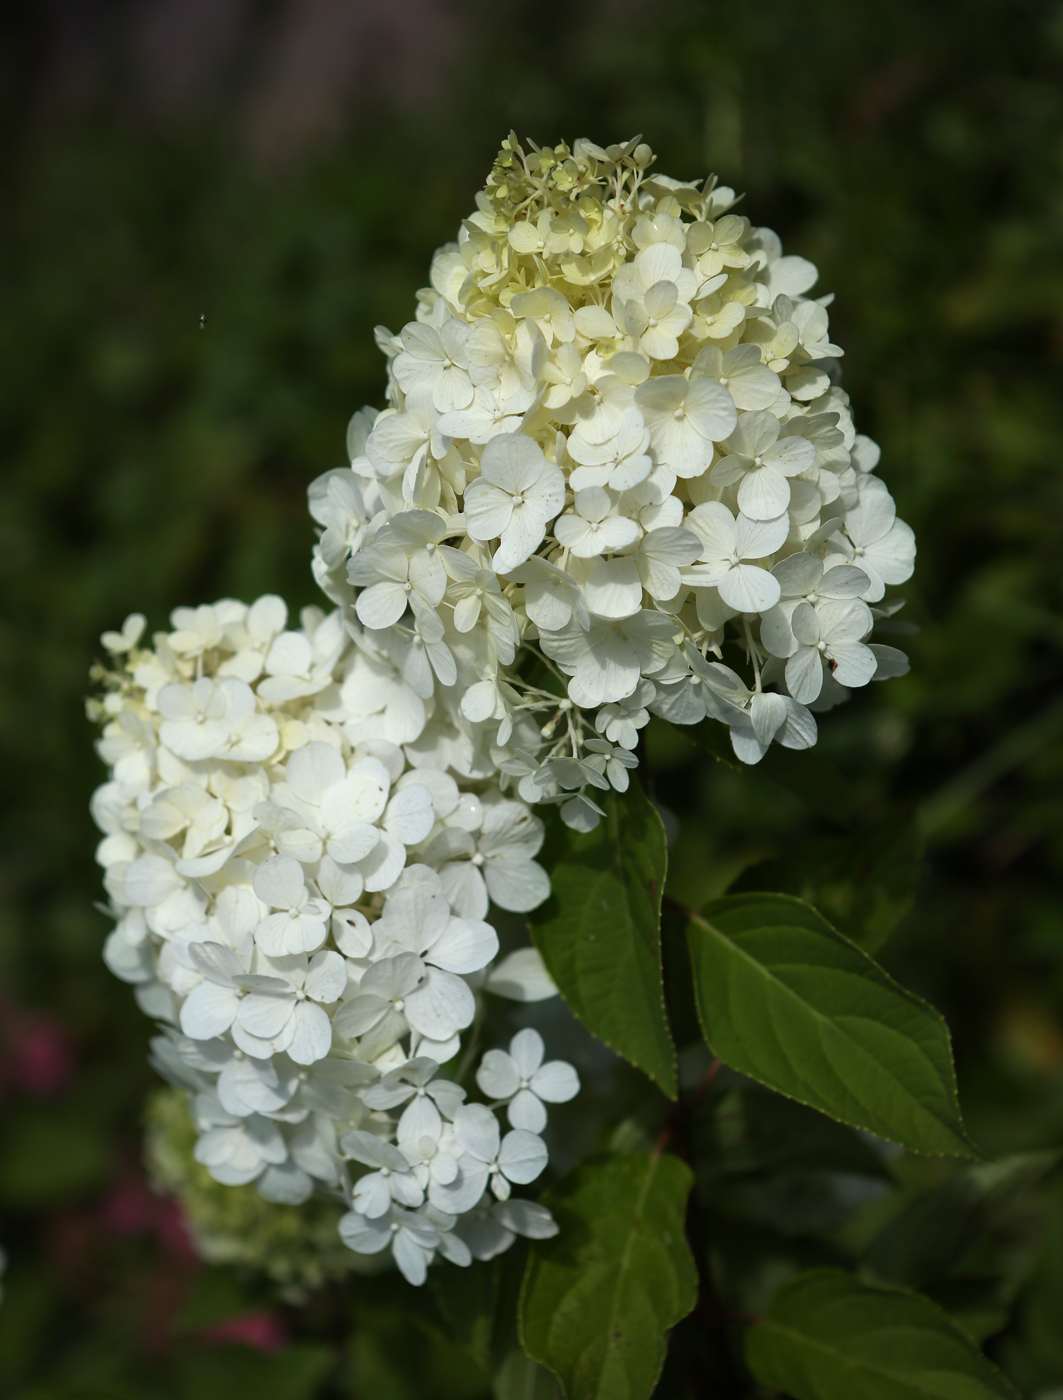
[
  {"x1": 91, "y1": 130, "x2": 915, "y2": 1289},
  {"x1": 311, "y1": 133, "x2": 914, "y2": 831},
  {"x1": 89, "y1": 595, "x2": 577, "y2": 1286}
]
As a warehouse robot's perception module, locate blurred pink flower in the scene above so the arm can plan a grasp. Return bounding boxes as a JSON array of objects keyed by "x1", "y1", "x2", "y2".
[
  {"x1": 200, "y1": 1311, "x2": 289, "y2": 1352},
  {"x1": 101, "y1": 1171, "x2": 197, "y2": 1260},
  {"x1": 0, "y1": 1001, "x2": 74, "y2": 1096}
]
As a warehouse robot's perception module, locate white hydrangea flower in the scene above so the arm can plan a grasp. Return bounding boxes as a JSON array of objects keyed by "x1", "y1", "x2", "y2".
[
  {"x1": 342, "y1": 1129, "x2": 425, "y2": 1217},
  {"x1": 476, "y1": 1029, "x2": 580, "y2": 1132},
  {"x1": 338, "y1": 1203, "x2": 440, "y2": 1286},
  {"x1": 432, "y1": 1103, "x2": 548, "y2": 1211},
  {"x1": 464, "y1": 433, "x2": 566, "y2": 571},
  {"x1": 781, "y1": 598, "x2": 878, "y2": 705},
  {"x1": 91, "y1": 590, "x2": 567, "y2": 1285},
  {"x1": 634, "y1": 374, "x2": 737, "y2": 479},
  {"x1": 309, "y1": 133, "x2": 908, "y2": 802}
]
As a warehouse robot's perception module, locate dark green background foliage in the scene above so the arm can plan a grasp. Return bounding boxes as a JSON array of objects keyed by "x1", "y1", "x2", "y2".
[{"x1": 2, "y1": 0, "x2": 1063, "y2": 1395}]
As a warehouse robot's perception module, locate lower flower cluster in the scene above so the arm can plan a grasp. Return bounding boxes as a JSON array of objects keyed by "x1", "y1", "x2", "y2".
[{"x1": 89, "y1": 597, "x2": 578, "y2": 1284}]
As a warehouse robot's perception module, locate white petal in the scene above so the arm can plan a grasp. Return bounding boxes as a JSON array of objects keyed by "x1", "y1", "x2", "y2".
[
  {"x1": 252, "y1": 854, "x2": 305, "y2": 912},
  {"x1": 686, "y1": 500, "x2": 736, "y2": 561},
  {"x1": 438, "y1": 863, "x2": 489, "y2": 920},
  {"x1": 464, "y1": 478, "x2": 513, "y2": 541},
  {"x1": 766, "y1": 255, "x2": 818, "y2": 297},
  {"x1": 791, "y1": 602, "x2": 820, "y2": 647},
  {"x1": 484, "y1": 855, "x2": 551, "y2": 914},
  {"x1": 264, "y1": 630, "x2": 313, "y2": 679},
  {"x1": 304, "y1": 949, "x2": 347, "y2": 1002},
  {"x1": 498, "y1": 1130, "x2": 548, "y2": 1184},
  {"x1": 760, "y1": 604, "x2": 798, "y2": 659},
  {"x1": 869, "y1": 643, "x2": 909, "y2": 680},
  {"x1": 355, "y1": 581, "x2": 410, "y2": 630},
  {"x1": 396, "y1": 1094, "x2": 442, "y2": 1144},
  {"x1": 331, "y1": 994, "x2": 388, "y2": 1039},
  {"x1": 508, "y1": 1028, "x2": 544, "y2": 1079},
  {"x1": 771, "y1": 551, "x2": 822, "y2": 594},
  {"x1": 427, "y1": 918, "x2": 499, "y2": 975},
  {"x1": 491, "y1": 1199, "x2": 558, "y2": 1239},
  {"x1": 341, "y1": 759, "x2": 392, "y2": 822},
  {"x1": 326, "y1": 823, "x2": 380, "y2": 865},
  {"x1": 685, "y1": 377, "x2": 737, "y2": 441},
  {"x1": 453, "y1": 1104, "x2": 501, "y2": 1163},
  {"x1": 776, "y1": 698, "x2": 818, "y2": 750},
  {"x1": 733, "y1": 511, "x2": 789, "y2": 560},
  {"x1": 829, "y1": 642, "x2": 879, "y2": 689},
  {"x1": 384, "y1": 785, "x2": 435, "y2": 843},
  {"x1": 530, "y1": 1060, "x2": 580, "y2": 1104},
  {"x1": 485, "y1": 948, "x2": 559, "y2": 1001},
  {"x1": 317, "y1": 854, "x2": 366, "y2": 907},
  {"x1": 360, "y1": 952, "x2": 425, "y2": 999},
  {"x1": 123, "y1": 854, "x2": 184, "y2": 907},
  {"x1": 584, "y1": 557, "x2": 643, "y2": 620},
  {"x1": 864, "y1": 520, "x2": 916, "y2": 587},
  {"x1": 785, "y1": 647, "x2": 824, "y2": 705},
  {"x1": 188, "y1": 940, "x2": 243, "y2": 985},
  {"x1": 494, "y1": 505, "x2": 548, "y2": 572},
  {"x1": 476, "y1": 1050, "x2": 521, "y2": 1100},
  {"x1": 255, "y1": 909, "x2": 326, "y2": 957},
  {"x1": 736, "y1": 467, "x2": 791, "y2": 521},
  {"x1": 429, "y1": 1159, "x2": 490, "y2": 1216},
  {"x1": 257, "y1": 1163, "x2": 313, "y2": 1205},
  {"x1": 765, "y1": 434, "x2": 816, "y2": 475},
  {"x1": 237, "y1": 991, "x2": 293, "y2": 1039},
  {"x1": 353, "y1": 1174, "x2": 394, "y2": 1218},
  {"x1": 284, "y1": 739, "x2": 343, "y2": 806},
  {"x1": 339, "y1": 1210, "x2": 392, "y2": 1254},
  {"x1": 819, "y1": 565, "x2": 872, "y2": 599},
  {"x1": 404, "y1": 967, "x2": 475, "y2": 1040},
  {"x1": 287, "y1": 1001, "x2": 333, "y2": 1064},
  {"x1": 750, "y1": 692, "x2": 788, "y2": 747},
  {"x1": 390, "y1": 1173, "x2": 425, "y2": 1210},
  {"x1": 333, "y1": 907, "x2": 372, "y2": 957},
  {"x1": 358, "y1": 831, "x2": 407, "y2": 892},
  {"x1": 180, "y1": 982, "x2": 238, "y2": 1039},
  {"x1": 392, "y1": 1231, "x2": 430, "y2": 1286},
  {"x1": 718, "y1": 563, "x2": 780, "y2": 613},
  {"x1": 507, "y1": 1089, "x2": 547, "y2": 1133}
]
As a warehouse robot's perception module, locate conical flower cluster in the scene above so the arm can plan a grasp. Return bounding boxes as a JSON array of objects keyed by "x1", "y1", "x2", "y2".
[{"x1": 312, "y1": 133, "x2": 914, "y2": 829}]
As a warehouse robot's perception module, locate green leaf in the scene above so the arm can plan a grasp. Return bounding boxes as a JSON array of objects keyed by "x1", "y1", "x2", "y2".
[
  {"x1": 745, "y1": 1268, "x2": 1020, "y2": 1399},
  {"x1": 520, "y1": 1152, "x2": 697, "y2": 1400},
  {"x1": 528, "y1": 781, "x2": 676, "y2": 1096},
  {"x1": 492, "y1": 1350, "x2": 562, "y2": 1400},
  {"x1": 736, "y1": 820, "x2": 924, "y2": 954},
  {"x1": 686, "y1": 894, "x2": 978, "y2": 1157},
  {"x1": 923, "y1": 1279, "x2": 1012, "y2": 1346},
  {"x1": 866, "y1": 1151, "x2": 1060, "y2": 1288}
]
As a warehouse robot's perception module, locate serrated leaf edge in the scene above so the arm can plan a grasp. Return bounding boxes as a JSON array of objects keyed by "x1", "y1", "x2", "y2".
[{"x1": 688, "y1": 893, "x2": 982, "y2": 1158}]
